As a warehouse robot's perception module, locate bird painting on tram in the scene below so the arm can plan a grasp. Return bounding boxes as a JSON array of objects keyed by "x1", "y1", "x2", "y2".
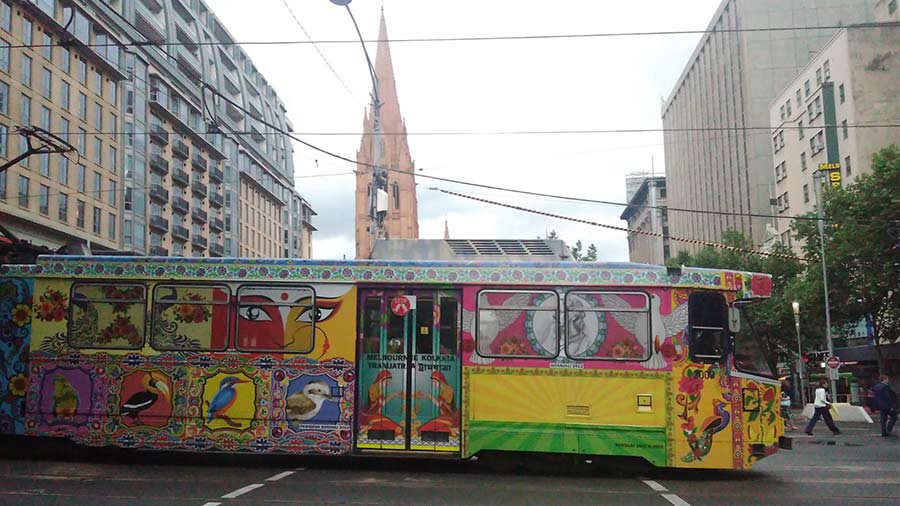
[
  {"x1": 203, "y1": 374, "x2": 254, "y2": 430},
  {"x1": 285, "y1": 379, "x2": 336, "y2": 425},
  {"x1": 120, "y1": 371, "x2": 172, "y2": 427},
  {"x1": 234, "y1": 285, "x2": 355, "y2": 360}
]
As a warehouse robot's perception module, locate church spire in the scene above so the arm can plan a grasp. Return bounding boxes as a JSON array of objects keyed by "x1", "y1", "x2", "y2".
[{"x1": 444, "y1": 219, "x2": 450, "y2": 240}]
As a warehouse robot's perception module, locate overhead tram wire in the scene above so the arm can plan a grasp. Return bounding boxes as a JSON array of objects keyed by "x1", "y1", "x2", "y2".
[
  {"x1": 278, "y1": 0, "x2": 363, "y2": 107},
  {"x1": 5, "y1": 21, "x2": 897, "y2": 50},
  {"x1": 431, "y1": 188, "x2": 811, "y2": 263},
  {"x1": 194, "y1": 80, "x2": 900, "y2": 227}
]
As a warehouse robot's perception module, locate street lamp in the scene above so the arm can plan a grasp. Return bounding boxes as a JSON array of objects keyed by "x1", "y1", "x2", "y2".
[
  {"x1": 792, "y1": 301, "x2": 806, "y2": 406},
  {"x1": 329, "y1": 0, "x2": 387, "y2": 255}
]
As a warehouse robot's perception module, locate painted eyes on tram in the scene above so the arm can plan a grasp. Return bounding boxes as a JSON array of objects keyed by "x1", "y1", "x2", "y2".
[
  {"x1": 238, "y1": 305, "x2": 272, "y2": 322},
  {"x1": 294, "y1": 300, "x2": 342, "y2": 323}
]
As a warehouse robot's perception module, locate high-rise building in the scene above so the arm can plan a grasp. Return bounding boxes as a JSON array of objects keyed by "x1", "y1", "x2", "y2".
[
  {"x1": 769, "y1": 21, "x2": 899, "y2": 253},
  {"x1": 661, "y1": 0, "x2": 877, "y2": 255},
  {"x1": 620, "y1": 176, "x2": 669, "y2": 265},
  {"x1": 354, "y1": 12, "x2": 418, "y2": 259},
  {"x1": 0, "y1": 0, "x2": 315, "y2": 258}
]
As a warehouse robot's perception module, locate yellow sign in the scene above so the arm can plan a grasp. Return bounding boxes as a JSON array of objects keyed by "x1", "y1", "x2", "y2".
[
  {"x1": 818, "y1": 162, "x2": 841, "y2": 171},
  {"x1": 828, "y1": 169, "x2": 842, "y2": 188}
]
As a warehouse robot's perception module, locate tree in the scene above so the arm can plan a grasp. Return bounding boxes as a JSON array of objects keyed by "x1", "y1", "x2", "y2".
[
  {"x1": 570, "y1": 240, "x2": 598, "y2": 262},
  {"x1": 791, "y1": 145, "x2": 900, "y2": 373}
]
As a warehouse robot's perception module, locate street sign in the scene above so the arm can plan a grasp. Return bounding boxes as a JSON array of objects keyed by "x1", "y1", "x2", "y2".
[
  {"x1": 818, "y1": 162, "x2": 841, "y2": 171},
  {"x1": 826, "y1": 356, "x2": 841, "y2": 369},
  {"x1": 827, "y1": 367, "x2": 840, "y2": 380}
]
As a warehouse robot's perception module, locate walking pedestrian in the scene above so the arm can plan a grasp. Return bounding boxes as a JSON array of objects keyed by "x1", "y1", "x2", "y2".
[
  {"x1": 872, "y1": 374, "x2": 899, "y2": 437},
  {"x1": 780, "y1": 378, "x2": 798, "y2": 430},
  {"x1": 804, "y1": 380, "x2": 841, "y2": 436}
]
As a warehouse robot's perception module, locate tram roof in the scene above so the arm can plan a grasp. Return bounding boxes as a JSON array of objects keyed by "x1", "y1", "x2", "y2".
[{"x1": 0, "y1": 256, "x2": 773, "y2": 299}]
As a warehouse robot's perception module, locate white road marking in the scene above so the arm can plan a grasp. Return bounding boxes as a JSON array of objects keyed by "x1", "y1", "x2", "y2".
[
  {"x1": 642, "y1": 479, "x2": 668, "y2": 492},
  {"x1": 221, "y1": 483, "x2": 264, "y2": 499},
  {"x1": 661, "y1": 493, "x2": 693, "y2": 506},
  {"x1": 266, "y1": 471, "x2": 295, "y2": 482},
  {"x1": 294, "y1": 467, "x2": 307, "y2": 471},
  {"x1": 200, "y1": 503, "x2": 221, "y2": 506}
]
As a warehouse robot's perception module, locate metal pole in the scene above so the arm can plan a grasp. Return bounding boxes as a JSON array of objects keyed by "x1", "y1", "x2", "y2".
[
  {"x1": 794, "y1": 313, "x2": 806, "y2": 406},
  {"x1": 341, "y1": 4, "x2": 383, "y2": 256},
  {"x1": 813, "y1": 171, "x2": 837, "y2": 400}
]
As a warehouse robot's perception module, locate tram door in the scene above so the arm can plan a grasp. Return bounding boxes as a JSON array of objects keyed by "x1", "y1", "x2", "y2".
[{"x1": 356, "y1": 289, "x2": 460, "y2": 452}]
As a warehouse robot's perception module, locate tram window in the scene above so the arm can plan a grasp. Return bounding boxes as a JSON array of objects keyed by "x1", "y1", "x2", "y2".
[
  {"x1": 362, "y1": 297, "x2": 381, "y2": 354},
  {"x1": 387, "y1": 307, "x2": 406, "y2": 355},
  {"x1": 688, "y1": 291, "x2": 728, "y2": 361},
  {"x1": 68, "y1": 283, "x2": 146, "y2": 350},
  {"x1": 476, "y1": 290, "x2": 558, "y2": 359},
  {"x1": 236, "y1": 285, "x2": 316, "y2": 353},
  {"x1": 151, "y1": 284, "x2": 230, "y2": 351},
  {"x1": 439, "y1": 297, "x2": 458, "y2": 355},
  {"x1": 565, "y1": 291, "x2": 651, "y2": 360},
  {"x1": 416, "y1": 298, "x2": 435, "y2": 355}
]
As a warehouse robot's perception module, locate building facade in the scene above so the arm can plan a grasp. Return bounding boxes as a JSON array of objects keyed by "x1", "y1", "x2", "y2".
[
  {"x1": 661, "y1": 0, "x2": 878, "y2": 255},
  {"x1": 0, "y1": 0, "x2": 314, "y2": 258},
  {"x1": 620, "y1": 176, "x2": 669, "y2": 265},
  {"x1": 769, "y1": 22, "x2": 899, "y2": 253},
  {"x1": 354, "y1": 12, "x2": 418, "y2": 259}
]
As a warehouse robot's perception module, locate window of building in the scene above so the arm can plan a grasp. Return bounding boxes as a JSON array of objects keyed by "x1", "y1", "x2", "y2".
[
  {"x1": 94, "y1": 103, "x2": 102, "y2": 129},
  {"x1": 68, "y1": 283, "x2": 146, "y2": 349},
  {"x1": 58, "y1": 192, "x2": 68, "y2": 222},
  {"x1": 109, "y1": 146, "x2": 117, "y2": 172},
  {"x1": 0, "y1": 39, "x2": 8, "y2": 73},
  {"x1": 40, "y1": 67, "x2": 51, "y2": 98},
  {"x1": 20, "y1": 54, "x2": 30, "y2": 87},
  {"x1": 109, "y1": 112, "x2": 116, "y2": 133},
  {"x1": 564, "y1": 291, "x2": 651, "y2": 360},
  {"x1": 60, "y1": 79, "x2": 69, "y2": 110},
  {"x1": 92, "y1": 170, "x2": 101, "y2": 197},
  {"x1": 108, "y1": 213, "x2": 116, "y2": 240},
  {"x1": 39, "y1": 184, "x2": 49, "y2": 215},
  {"x1": 17, "y1": 175, "x2": 28, "y2": 207},
  {"x1": 108, "y1": 81, "x2": 116, "y2": 104},
  {"x1": 58, "y1": 156, "x2": 68, "y2": 185},
  {"x1": 39, "y1": 105, "x2": 50, "y2": 130},
  {"x1": 236, "y1": 285, "x2": 318, "y2": 353},
  {"x1": 782, "y1": 192, "x2": 790, "y2": 210},
  {"x1": 476, "y1": 290, "x2": 558, "y2": 358},
  {"x1": 785, "y1": 100, "x2": 791, "y2": 117},
  {"x1": 39, "y1": 153, "x2": 49, "y2": 177},
  {"x1": 779, "y1": 104, "x2": 785, "y2": 121},
  {"x1": 801, "y1": 152, "x2": 807, "y2": 172},
  {"x1": 0, "y1": 170, "x2": 5, "y2": 199},
  {"x1": 77, "y1": 127, "x2": 85, "y2": 152},
  {"x1": 816, "y1": 67, "x2": 822, "y2": 86},
  {"x1": 795, "y1": 89, "x2": 802, "y2": 107},
  {"x1": 92, "y1": 206, "x2": 101, "y2": 234},
  {"x1": 839, "y1": 84, "x2": 845, "y2": 104},
  {"x1": 804, "y1": 79, "x2": 810, "y2": 96},
  {"x1": 22, "y1": 18, "x2": 31, "y2": 45},
  {"x1": 94, "y1": 70, "x2": 102, "y2": 97},
  {"x1": 76, "y1": 164, "x2": 85, "y2": 192},
  {"x1": 823, "y1": 60, "x2": 830, "y2": 80},
  {"x1": 0, "y1": 123, "x2": 6, "y2": 157},
  {"x1": 890, "y1": 0, "x2": 897, "y2": 14},
  {"x1": 798, "y1": 120, "x2": 804, "y2": 140},
  {"x1": 41, "y1": 32, "x2": 51, "y2": 61},
  {"x1": 0, "y1": 80, "x2": 6, "y2": 115},
  {"x1": 0, "y1": 2, "x2": 9, "y2": 33},
  {"x1": 76, "y1": 199, "x2": 85, "y2": 228},
  {"x1": 803, "y1": 184, "x2": 810, "y2": 203},
  {"x1": 845, "y1": 156, "x2": 851, "y2": 176},
  {"x1": 77, "y1": 58, "x2": 86, "y2": 85},
  {"x1": 78, "y1": 91, "x2": 86, "y2": 120},
  {"x1": 688, "y1": 291, "x2": 727, "y2": 361},
  {"x1": 93, "y1": 137, "x2": 102, "y2": 164},
  {"x1": 19, "y1": 93, "x2": 29, "y2": 124},
  {"x1": 108, "y1": 179, "x2": 116, "y2": 206},
  {"x1": 59, "y1": 46, "x2": 69, "y2": 72},
  {"x1": 841, "y1": 119, "x2": 848, "y2": 139}
]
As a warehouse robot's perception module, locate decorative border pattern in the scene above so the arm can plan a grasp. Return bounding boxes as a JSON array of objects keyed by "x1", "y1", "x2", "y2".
[{"x1": 0, "y1": 257, "x2": 772, "y2": 299}]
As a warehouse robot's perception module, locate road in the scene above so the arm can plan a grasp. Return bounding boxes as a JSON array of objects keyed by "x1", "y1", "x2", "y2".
[{"x1": 0, "y1": 423, "x2": 896, "y2": 506}]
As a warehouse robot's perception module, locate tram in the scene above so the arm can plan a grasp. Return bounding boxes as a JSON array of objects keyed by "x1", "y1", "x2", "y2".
[{"x1": 0, "y1": 256, "x2": 788, "y2": 469}]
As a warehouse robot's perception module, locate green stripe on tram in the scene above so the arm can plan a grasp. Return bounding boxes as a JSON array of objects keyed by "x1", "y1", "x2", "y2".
[{"x1": 467, "y1": 421, "x2": 667, "y2": 466}]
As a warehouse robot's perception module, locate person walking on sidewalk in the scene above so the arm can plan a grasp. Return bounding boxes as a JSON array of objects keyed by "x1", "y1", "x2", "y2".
[
  {"x1": 872, "y1": 374, "x2": 898, "y2": 437},
  {"x1": 805, "y1": 380, "x2": 841, "y2": 436},
  {"x1": 780, "y1": 378, "x2": 799, "y2": 430}
]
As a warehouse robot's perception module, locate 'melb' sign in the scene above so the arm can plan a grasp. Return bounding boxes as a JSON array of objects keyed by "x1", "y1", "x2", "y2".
[{"x1": 818, "y1": 163, "x2": 842, "y2": 188}]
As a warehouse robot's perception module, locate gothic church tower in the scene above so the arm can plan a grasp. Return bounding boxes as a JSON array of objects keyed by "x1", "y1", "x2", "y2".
[{"x1": 354, "y1": 12, "x2": 419, "y2": 259}]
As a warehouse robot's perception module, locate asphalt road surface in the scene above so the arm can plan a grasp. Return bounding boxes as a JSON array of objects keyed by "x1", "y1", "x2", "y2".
[{"x1": 0, "y1": 423, "x2": 896, "y2": 506}]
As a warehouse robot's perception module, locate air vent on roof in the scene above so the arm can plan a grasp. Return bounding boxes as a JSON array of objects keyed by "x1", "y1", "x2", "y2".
[{"x1": 445, "y1": 239, "x2": 557, "y2": 257}]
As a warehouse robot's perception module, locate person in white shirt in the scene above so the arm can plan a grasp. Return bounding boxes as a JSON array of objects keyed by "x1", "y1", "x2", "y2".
[{"x1": 804, "y1": 380, "x2": 841, "y2": 436}]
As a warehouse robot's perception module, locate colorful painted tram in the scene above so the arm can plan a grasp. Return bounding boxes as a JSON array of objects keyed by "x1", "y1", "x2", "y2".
[{"x1": 0, "y1": 256, "x2": 788, "y2": 469}]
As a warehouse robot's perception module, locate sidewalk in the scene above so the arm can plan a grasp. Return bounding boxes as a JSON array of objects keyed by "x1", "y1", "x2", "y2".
[{"x1": 785, "y1": 421, "x2": 894, "y2": 444}]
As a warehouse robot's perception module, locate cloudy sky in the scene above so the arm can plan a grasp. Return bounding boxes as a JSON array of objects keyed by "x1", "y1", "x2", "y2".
[{"x1": 205, "y1": 0, "x2": 722, "y2": 260}]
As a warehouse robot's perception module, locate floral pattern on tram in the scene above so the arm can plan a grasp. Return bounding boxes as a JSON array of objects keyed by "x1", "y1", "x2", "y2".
[{"x1": 0, "y1": 277, "x2": 33, "y2": 435}]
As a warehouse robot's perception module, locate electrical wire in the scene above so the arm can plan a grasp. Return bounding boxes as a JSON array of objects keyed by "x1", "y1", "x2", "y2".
[{"x1": 5, "y1": 22, "x2": 897, "y2": 50}]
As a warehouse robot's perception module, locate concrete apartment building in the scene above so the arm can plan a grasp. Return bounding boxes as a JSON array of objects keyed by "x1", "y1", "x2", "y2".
[
  {"x1": 0, "y1": 0, "x2": 315, "y2": 258},
  {"x1": 620, "y1": 176, "x2": 669, "y2": 265},
  {"x1": 661, "y1": 0, "x2": 878, "y2": 255},
  {"x1": 769, "y1": 2, "x2": 899, "y2": 252}
]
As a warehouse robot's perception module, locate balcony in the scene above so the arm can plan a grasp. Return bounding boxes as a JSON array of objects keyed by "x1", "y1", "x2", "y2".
[
  {"x1": 192, "y1": 208, "x2": 208, "y2": 224},
  {"x1": 150, "y1": 154, "x2": 169, "y2": 175},
  {"x1": 172, "y1": 139, "x2": 190, "y2": 160},
  {"x1": 172, "y1": 224, "x2": 189, "y2": 241},
  {"x1": 149, "y1": 215, "x2": 169, "y2": 232},
  {"x1": 171, "y1": 168, "x2": 190, "y2": 187},
  {"x1": 149, "y1": 245, "x2": 168, "y2": 256},
  {"x1": 150, "y1": 124, "x2": 170, "y2": 146},
  {"x1": 149, "y1": 184, "x2": 169, "y2": 203},
  {"x1": 192, "y1": 155, "x2": 208, "y2": 172},
  {"x1": 172, "y1": 196, "x2": 190, "y2": 214},
  {"x1": 225, "y1": 101, "x2": 244, "y2": 121},
  {"x1": 209, "y1": 192, "x2": 224, "y2": 208},
  {"x1": 140, "y1": 0, "x2": 164, "y2": 13},
  {"x1": 134, "y1": 2, "x2": 166, "y2": 44},
  {"x1": 191, "y1": 235, "x2": 208, "y2": 250},
  {"x1": 177, "y1": 46, "x2": 202, "y2": 79},
  {"x1": 210, "y1": 217, "x2": 224, "y2": 232},
  {"x1": 191, "y1": 182, "x2": 207, "y2": 197},
  {"x1": 209, "y1": 242, "x2": 225, "y2": 257},
  {"x1": 209, "y1": 166, "x2": 224, "y2": 183}
]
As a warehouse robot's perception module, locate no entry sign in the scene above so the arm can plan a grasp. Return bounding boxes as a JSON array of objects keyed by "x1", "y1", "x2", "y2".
[{"x1": 826, "y1": 356, "x2": 841, "y2": 370}]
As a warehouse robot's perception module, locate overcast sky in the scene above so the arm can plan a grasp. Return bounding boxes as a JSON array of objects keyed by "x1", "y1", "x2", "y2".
[{"x1": 205, "y1": 0, "x2": 722, "y2": 260}]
